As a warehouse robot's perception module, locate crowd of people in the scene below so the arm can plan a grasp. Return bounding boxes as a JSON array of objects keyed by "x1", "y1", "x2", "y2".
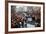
[
  {"x1": 11, "y1": 11, "x2": 40, "y2": 28},
  {"x1": 11, "y1": 6, "x2": 41, "y2": 28}
]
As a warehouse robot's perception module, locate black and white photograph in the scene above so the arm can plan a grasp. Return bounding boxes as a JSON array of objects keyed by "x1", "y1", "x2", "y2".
[{"x1": 11, "y1": 6, "x2": 41, "y2": 28}]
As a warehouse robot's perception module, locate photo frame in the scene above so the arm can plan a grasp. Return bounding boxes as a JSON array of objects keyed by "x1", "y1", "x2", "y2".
[{"x1": 5, "y1": 0, "x2": 45, "y2": 34}]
